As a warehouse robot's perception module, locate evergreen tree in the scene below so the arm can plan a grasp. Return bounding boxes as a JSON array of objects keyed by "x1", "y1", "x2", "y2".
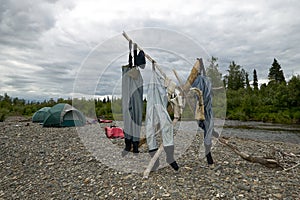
[
  {"x1": 206, "y1": 56, "x2": 223, "y2": 87},
  {"x1": 3, "y1": 93, "x2": 11, "y2": 103},
  {"x1": 253, "y1": 69, "x2": 259, "y2": 90},
  {"x1": 245, "y1": 72, "x2": 251, "y2": 90},
  {"x1": 287, "y1": 75, "x2": 300, "y2": 107},
  {"x1": 268, "y1": 58, "x2": 286, "y2": 84},
  {"x1": 225, "y1": 61, "x2": 246, "y2": 90}
]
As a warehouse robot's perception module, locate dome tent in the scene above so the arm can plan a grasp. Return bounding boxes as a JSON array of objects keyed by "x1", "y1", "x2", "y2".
[
  {"x1": 32, "y1": 107, "x2": 51, "y2": 123},
  {"x1": 43, "y1": 103, "x2": 86, "y2": 127}
]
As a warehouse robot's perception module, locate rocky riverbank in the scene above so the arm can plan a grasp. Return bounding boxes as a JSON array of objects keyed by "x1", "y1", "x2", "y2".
[{"x1": 1, "y1": 117, "x2": 299, "y2": 199}]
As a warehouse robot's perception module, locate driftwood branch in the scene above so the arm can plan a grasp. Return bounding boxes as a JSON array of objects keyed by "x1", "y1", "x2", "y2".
[
  {"x1": 281, "y1": 162, "x2": 300, "y2": 172},
  {"x1": 218, "y1": 137, "x2": 284, "y2": 169},
  {"x1": 143, "y1": 118, "x2": 179, "y2": 179}
]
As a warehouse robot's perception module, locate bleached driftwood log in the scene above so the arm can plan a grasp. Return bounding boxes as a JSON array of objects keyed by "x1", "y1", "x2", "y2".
[{"x1": 218, "y1": 137, "x2": 284, "y2": 169}]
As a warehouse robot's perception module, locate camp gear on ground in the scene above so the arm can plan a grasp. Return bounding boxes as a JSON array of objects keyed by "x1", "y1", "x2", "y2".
[
  {"x1": 105, "y1": 126, "x2": 124, "y2": 139},
  {"x1": 32, "y1": 107, "x2": 51, "y2": 123},
  {"x1": 121, "y1": 66, "x2": 143, "y2": 142},
  {"x1": 98, "y1": 119, "x2": 113, "y2": 123},
  {"x1": 43, "y1": 103, "x2": 86, "y2": 127},
  {"x1": 145, "y1": 69, "x2": 174, "y2": 151}
]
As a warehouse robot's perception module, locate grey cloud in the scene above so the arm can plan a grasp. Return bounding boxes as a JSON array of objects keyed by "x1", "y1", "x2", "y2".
[
  {"x1": 1, "y1": 0, "x2": 300, "y2": 100},
  {"x1": 181, "y1": 2, "x2": 300, "y2": 80},
  {"x1": 4, "y1": 75, "x2": 35, "y2": 88},
  {"x1": 0, "y1": 1, "x2": 56, "y2": 47}
]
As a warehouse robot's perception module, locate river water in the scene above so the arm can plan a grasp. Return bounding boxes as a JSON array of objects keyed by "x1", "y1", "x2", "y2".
[
  {"x1": 220, "y1": 120, "x2": 300, "y2": 144},
  {"x1": 106, "y1": 119, "x2": 300, "y2": 144}
]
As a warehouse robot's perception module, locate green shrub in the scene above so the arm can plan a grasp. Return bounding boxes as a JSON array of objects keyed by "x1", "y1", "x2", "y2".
[{"x1": 0, "y1": 113, "x2": 6, "y2": 122}]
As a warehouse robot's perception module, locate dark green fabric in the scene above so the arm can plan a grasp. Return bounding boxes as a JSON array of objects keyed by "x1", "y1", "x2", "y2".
[
  {"x1": 43, "y1": 103, "x2": 86, "y2": 127},
  {"x1": 32, "y1": 107, "x2": 51, "y2": 123}
]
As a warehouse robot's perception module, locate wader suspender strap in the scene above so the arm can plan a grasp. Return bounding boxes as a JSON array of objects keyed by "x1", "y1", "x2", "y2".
[
  {"x1": 133, "y1": 43, "x2": 138, "y2": 67},
  {"x1": 128, "y1": 40, "x2": 133, "y2": 67}
]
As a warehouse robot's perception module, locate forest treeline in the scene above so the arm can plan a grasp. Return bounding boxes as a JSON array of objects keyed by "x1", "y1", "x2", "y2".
[
  {"x1": 207, "y1": 57, "x2": 300, "y2": 124},
  {"x1": 0, "y1": 57, "x2": 299, "y2": 124}
]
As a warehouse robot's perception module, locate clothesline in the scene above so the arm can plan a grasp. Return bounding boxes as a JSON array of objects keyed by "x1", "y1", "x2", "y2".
[{"x1": 122, "y1": 31, "x2": 213, "y2": 178}]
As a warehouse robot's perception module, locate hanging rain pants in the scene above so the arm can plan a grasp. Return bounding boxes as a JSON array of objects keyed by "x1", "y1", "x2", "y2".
[
  {"x1": 192, "y1": 75, "x2": 214, "y2": 155},
  {"x1": 122, "y1": 66, "x2": 143, "y2": 142},
  {"x1": 146, "y1": 70, "x2": 173, "y2": 151}
]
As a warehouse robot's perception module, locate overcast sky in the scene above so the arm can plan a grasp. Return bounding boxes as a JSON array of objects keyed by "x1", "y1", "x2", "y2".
[{"x1": 1, "y1": 0, "x2": 299, "y2": 101}]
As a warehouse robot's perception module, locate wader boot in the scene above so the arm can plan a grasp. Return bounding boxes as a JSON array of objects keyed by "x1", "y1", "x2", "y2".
[
  {"x1": 121, "y1": 138, "x2": 132, "y2": 157},
  {"x1": 164, "y1": 145, "x2": 179, "y2": 171},
  {"x1": 206, "y1": 152, "x2": 214, "y2": 165},
  {"x1": 132, "y1": 141, "x2": 139, "y2": 154}
]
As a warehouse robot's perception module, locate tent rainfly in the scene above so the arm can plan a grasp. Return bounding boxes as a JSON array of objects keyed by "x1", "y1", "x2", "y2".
[
  {"x1": 43, "y1": 103, "x2": 86, "y2": 127},
  {"x1": 32, "y1": 107, "x2": 51, "y2": 123}
]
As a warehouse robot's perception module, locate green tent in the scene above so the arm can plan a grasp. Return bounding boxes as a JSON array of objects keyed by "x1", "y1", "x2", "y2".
[
  {"x1": 43, "y1": 103, "x2": 86, "y2": 127},
  {"x1": 32, "y1": 107, "x2": 51, "y2": 123}
]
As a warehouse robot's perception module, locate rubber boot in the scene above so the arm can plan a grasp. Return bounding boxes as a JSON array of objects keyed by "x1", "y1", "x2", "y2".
[
  {"x1": 121, "y1": 138, "x2": 132, "y2": 157},
  {"x1": 149, "y1": 148, "x2": 160, "y2": 171},
  {"x1": 164, "y1": 145, "x2": 179, "y2": 171},
  {"x1": 206, "y1": 152, "x2": 214, "y2": 165},
  {"x1": 132, "y1": 141, "x2": 139, "y2": 154}
]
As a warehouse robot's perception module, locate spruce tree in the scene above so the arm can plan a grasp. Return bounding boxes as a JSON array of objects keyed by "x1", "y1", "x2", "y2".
[
  {"x1": 206, "y1": 56, "x2": 223, "y2": 87},
  {"x1": 245, "y1": 72, "x2": 251, "y2": 89},
  {"x1": 268, "y1": 58, "x2": 286, "y2": 84},
  {"x1": 253, "y1": 69, "x2": 258, "y2": 90},
  {"x1": 225, "y1": 61, "x2": 246, "y2": 90}
]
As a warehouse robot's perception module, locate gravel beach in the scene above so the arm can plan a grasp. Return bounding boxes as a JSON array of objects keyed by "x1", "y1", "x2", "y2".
[{"x1": 1, "y1": 117, "x2": 300, "y2": 199}]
